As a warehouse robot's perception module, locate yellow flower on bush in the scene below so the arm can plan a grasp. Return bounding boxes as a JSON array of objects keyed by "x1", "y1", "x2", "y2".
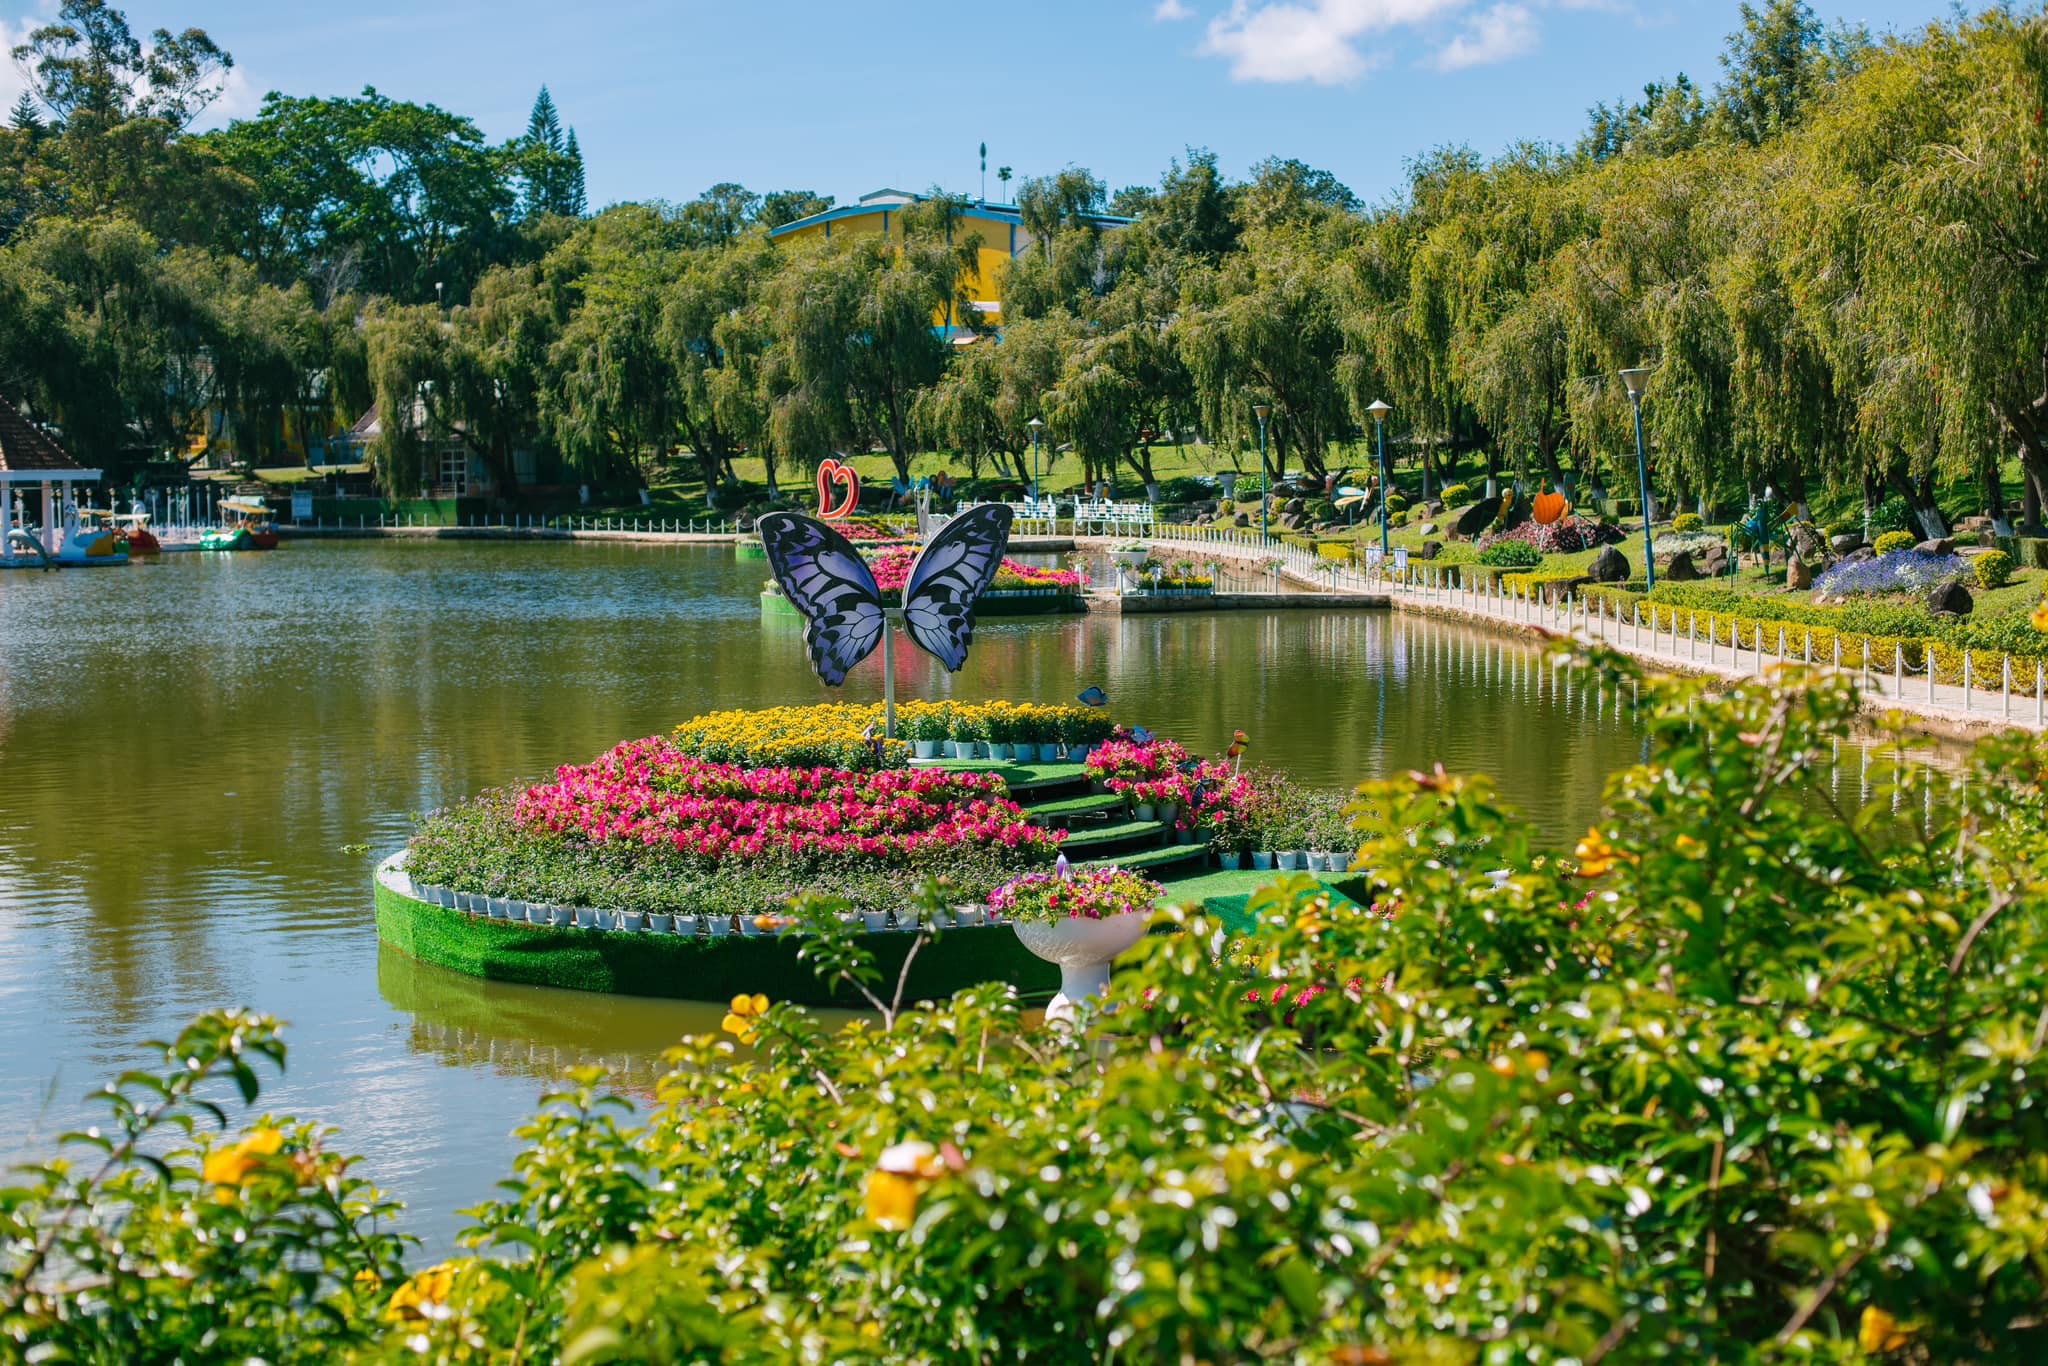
[
  {"x1": 722, "y1": 993, "x2": 769, "y2": 1043},
  {"x1": 864, "y1": 1139, "x2": 947, "y2": 1231},
  {"x1": 386, "y1": 1263, "x2": 459, "y2": 1323},
  {"x1": 1574, "y1": 827, "x2": 1635, "y2": 878},
  {"x1": 202, "y1": 1127, "x2": 284, "y2": 1199},
  {"x1": 2032, "y1": 598, "x2": 2048, "y2": 634},
  {"x1": 1858, "y1": 1306, "x2": 1912, "y2": 1353}
]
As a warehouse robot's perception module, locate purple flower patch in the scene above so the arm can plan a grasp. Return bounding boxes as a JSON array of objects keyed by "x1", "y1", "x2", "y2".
[{"x1": 1814, "y1": 550, "x2": 1970, "y2": 597}]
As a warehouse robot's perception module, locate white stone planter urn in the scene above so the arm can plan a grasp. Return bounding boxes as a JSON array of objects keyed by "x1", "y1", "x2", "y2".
[{"x1": 1013, "y1": 911, "x2": 1152, "y2": 1025}]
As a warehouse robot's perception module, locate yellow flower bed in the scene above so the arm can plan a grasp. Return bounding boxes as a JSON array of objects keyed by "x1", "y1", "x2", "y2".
[{"x1": 673, "y1": 700, "x2": 1114, "y2": 770}]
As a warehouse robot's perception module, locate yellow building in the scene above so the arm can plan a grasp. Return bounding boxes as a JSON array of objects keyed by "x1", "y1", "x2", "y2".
[{"x1": 767, "y1": 188, "x2": 1133, "y2": 339}]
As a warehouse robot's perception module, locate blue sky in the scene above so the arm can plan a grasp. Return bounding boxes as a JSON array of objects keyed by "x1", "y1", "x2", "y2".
[{"x1": 4, "y1": 0, "x2": 1969, "y2": 209}]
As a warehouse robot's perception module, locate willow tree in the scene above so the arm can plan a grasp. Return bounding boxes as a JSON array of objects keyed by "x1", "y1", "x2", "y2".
[
  {"x1": 1560, "y1": 150, "x2": 1735, "y2": 515},
  {"x1": 757, "y1": 230, "x2": 958, "y2": 484},
  {"x1": 659, "y1": 235, "x2": 775, "y2": 495},
  {"x1": 540, "y1": 205, "x2": 688, "y2": 489},
  {"x1": 1177, "y1": 223, "x2": 1351, "y2": 483},
  {"x1": 916, "y1": 314, "x2": 1078, "y2": 487}
]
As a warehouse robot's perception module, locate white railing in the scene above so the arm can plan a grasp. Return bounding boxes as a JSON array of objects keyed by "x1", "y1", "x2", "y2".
[{"x1": 1113, "y1": 523, "x2": 2045, "y2": 732}]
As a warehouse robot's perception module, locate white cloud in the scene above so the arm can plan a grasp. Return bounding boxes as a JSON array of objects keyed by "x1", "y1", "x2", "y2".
[
  {"x1": 1199, "y1": 0, "x2": 1469, "y2": 84},
  {"x1": 1434, "y1": 2, "x2": 1538, "y2": 71},
  {"x1": 1154, "y1": 0, "x2": 1194, "y2": 19},
  {"x1": 0, "y1": 14, "x2": 49, "y2": 116},
  {"x1": 1191, "y1": 0, "x2": 1584, "y2": 83}
]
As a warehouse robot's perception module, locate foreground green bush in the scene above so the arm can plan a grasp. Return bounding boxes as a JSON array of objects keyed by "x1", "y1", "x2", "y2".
[
  {"x1": 7, "y1": 662, "x2": 2048, "y2": 1362},
  {"x1": 1671, "y1": 511, "x2": 1705, "y2": 534},
  {"x1": 1438, "y1": 482, "x2": 1472, "y2": 506},
  {"x1": 1977, "y1": 549, "x2": 2015, "y2": 590},
  {"x1": 1874, "y1": 529, "x2": 1918, "y2": 556}
]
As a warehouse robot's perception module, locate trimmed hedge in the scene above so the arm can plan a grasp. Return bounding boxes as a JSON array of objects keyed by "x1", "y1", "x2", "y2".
[{"x1": 1500, "y1": 570, "x2": 1591, "y2": 602}]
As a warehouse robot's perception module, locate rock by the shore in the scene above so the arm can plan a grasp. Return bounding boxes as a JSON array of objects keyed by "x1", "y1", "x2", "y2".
[
  {"x1": 1589, "y1": 545, "x2": 1631, "y2": 583},
  {"x1": 1928, "y1": 580, "x2": 1974, "y2": 616}
]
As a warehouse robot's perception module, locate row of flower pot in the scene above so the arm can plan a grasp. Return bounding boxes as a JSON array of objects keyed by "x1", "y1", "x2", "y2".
[
  {"x1": 1218, "y1": 850, "x2": 1352, "y2": 872},
  {"x1": 404, "y1": 877, "x2": 1008, "y2": 936},
  {"x1": 911, "y1": 740, "x2": 1094, "y2": 762}
]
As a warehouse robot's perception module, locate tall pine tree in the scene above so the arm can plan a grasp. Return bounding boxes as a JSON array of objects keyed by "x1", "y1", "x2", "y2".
[
  {"x1": 522, "y1": 86, "x2": 585, "y2": 217},
  {"x1": 563, "y1": 128, "x2": 586, "y2": 216},
  {"x1": 8, "y1": 93, "x2": 44, "y2": 136}
]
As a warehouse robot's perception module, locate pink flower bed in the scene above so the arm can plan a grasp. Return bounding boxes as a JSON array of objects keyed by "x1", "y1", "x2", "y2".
[
  {"x1": 515, "y1": 737, "x2": 1061, "y2": 863},
  {"x1": 867, "y1": 546, "x2": 1083, "y2": 594}
]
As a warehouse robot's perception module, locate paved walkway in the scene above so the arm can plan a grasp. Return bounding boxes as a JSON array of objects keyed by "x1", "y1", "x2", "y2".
[{"x1": 1113, "y1": 527, "x2": 2044, "y2": 737}]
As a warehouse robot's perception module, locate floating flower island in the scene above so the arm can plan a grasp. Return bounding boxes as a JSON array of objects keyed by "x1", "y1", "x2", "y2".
[
  {"x1": 761, "y1": 545, "x2": 1087, "y2": 618},
  {"x1": 374, "y1": 703, "x2": 1360, "y2": 1006}
]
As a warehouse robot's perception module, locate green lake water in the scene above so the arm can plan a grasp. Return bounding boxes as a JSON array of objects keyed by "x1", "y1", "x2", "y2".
[{"x1": 0, "y1": 539, "x2": 1923, "y2": 1251}]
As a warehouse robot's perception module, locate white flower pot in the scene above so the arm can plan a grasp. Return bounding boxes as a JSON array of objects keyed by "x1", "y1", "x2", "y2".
[
  {"x1": 1252, "y1": 852, "x2": 1275, "y2": 871},
  {"x1": 913, "y1": 739, "x2": 942, "y2": 760},
  {"x1": 675, "y1": 914, "x2": 700, "y2": 936},
  {"x1": 486, "y1": 897, "x2": 509, "y2": 920},
  {"x1": 645, "y1": 913, "x2": 672, "y2": 933},
  {"x1": 550, "y1": 905, "x2": 576, "y2": 927},
  {"x1": 1280, "y1": 851, "x2": 1306, "y2": 871},
  {"x1": 861, "y1": 910, "x2": 890, "y2": 932},
  {"x1": 1219, "y1": 852, "x2": 1243, "y2": 870},
  {"x1": 947, "y1": 740, "x2": 973, "y2": 759},
  {"x1": 575, "y1": 907, "x2": 600, "y2": 929},
  {"x1": 897, "y1": 908, "x2": 923, "y2": 932},
  {"x1": 990, "y1": 743, "x2": 1014, "y2": 761},
  {"x1": 705, "y1": 915, "x2": 730, "y2": 938},
  {"x1": 1158, "y1": 803, "x2": 1178, "y2": 826},
  {"x1": 956, "y1": 905, "x2": 987, "y2": 926},
  {"x1": 1135, "y1": 803, "x2": 1157, "y2": 823},
  {"x1": 523, "y1": 901, "x2": 546, "y2": 924},
  {"x1": 1013, "y1": 911, "x2": 1153, "y2": 1026},
  {"x1": 1065, "y1": 744, "x2": 1090, "y2": 762},
  {"x1": 737, "y1": 916, "x2": 764, "y2": 937},
  {"x1": 1039, "y1": 743, "x2": 1062, "y2": 762}
]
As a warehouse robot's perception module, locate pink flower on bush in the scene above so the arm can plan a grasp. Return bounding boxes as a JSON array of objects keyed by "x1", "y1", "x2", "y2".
[{"x1": 513, "y1": 737, "x2": 1062, "y2": 864}]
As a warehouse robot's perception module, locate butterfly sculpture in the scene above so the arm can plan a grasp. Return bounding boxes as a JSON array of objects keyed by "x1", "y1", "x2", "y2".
[
  {"x1": 757, "y1": 504, "x2": 1015, "y2": 690},
  {"x1": 1077, "y1": 687, "x2": 1108, "y2": 708}
]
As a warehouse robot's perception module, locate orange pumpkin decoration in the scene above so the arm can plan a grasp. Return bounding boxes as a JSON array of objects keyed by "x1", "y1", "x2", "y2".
[{"x1": 1532, "y1": 487, "x2": 1571, "y2": 526}]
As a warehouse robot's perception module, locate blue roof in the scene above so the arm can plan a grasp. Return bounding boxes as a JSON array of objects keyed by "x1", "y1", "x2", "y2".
[{"x1": 768, "y1": 194, "x2": 1133, "y2": 240}]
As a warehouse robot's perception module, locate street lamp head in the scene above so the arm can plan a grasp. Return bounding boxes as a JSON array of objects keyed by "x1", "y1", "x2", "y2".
[
  {"x1": 1252, "y1": 404, "x2": 1270, "y2": 422},
  {"x1": 1619, "y1": 367, "x2": 1653, "y2": 399},
  {"x1": 1365, "y1": 399, "x2": 1392, "y2": 421},
  {"x1": 1026, "y1": 417, "x2": 1044, "y2": 431}
]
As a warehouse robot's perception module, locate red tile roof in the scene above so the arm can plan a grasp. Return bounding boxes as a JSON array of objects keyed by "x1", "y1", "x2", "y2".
[{"x1": 0, "y1": 394, "x2": 90, "y2": 474}]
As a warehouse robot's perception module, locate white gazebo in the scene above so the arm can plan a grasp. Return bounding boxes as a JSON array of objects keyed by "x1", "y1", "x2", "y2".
[{"x1": 0, "y1": 394, "x2": 101, "y2": 566}]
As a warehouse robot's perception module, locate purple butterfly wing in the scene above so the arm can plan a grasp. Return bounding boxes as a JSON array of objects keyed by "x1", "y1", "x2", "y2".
[
  {"x1": 900, "y1": 504, "x2": 1014, "y2": 672},
  {"x1": 757, "y1": 512, "x2": 885, "y2": 686}
]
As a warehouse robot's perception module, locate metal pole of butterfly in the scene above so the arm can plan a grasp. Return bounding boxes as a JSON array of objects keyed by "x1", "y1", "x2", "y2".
[{"x1": 756, "y1": 505, "x2": 1016, "y2": 740}]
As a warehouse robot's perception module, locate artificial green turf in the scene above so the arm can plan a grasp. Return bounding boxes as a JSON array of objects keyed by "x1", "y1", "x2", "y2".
[
  {"x1": 1058, "y1": 819, "x2": 1167, "y2": 850},
  {"x1": 375, "y1": 880, "x2": 1058, "y2": 1007},
  {"x1": 1019, "y1": 792, "x2": 1125, "y2": 821}
]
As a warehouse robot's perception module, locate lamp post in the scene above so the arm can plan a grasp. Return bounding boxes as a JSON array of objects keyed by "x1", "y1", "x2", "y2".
[
  {"x1": 1253, "y1": 404, "x2": 1271, "y2": 542},
  {"x1": 1366, "y1": 399, "x2": 1392, "y2": 559},
  {"x1": 1026, "y1": 417, "x2": 1044, "y2": 500},
  {"x1": 1620, "y1": 367, "x2": 1656, "y2": 591}
]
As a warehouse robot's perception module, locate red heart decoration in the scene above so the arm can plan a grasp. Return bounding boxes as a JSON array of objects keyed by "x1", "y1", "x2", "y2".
[{"x1": 815, "y1": 460, "x2": 860, "y2": 520}]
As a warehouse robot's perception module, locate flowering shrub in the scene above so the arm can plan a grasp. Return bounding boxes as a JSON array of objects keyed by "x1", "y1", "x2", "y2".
[
  {"x1": 512, "y1": 738, "x2": 1056, "y2": 864},
  {"x1": 1873, "y1": 529, "x2": 1918, "y2": 556},
  {"x1": 1491, "y1": 516, "x2": 1591, "y2": 556},
  {"x1": 1976, "y1": 549, "x2": 2014, "y2": 589},
  {"x1": 865, "y1": 546, "x2": 1082, "y2": 595},
  {"x1": 675, "y1": 702, "x2": 1111, "y2": 770},
  {"x1": 20, "y1": 665, "x2": 2048, "y2": 1362},
  {"x1": 1813, "y1": 549, "x2": 1969, "y2": 597},
  {"x1": 1084, "y1": 734, "x2": 1191, "y2": 792},
  {"x1": 986, "y1": 865, "x2": 1163, "y2": 923}
]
